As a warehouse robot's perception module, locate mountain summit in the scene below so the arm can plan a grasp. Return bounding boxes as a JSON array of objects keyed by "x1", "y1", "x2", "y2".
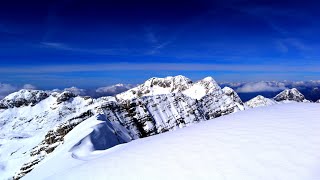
[
  {"x1": 116, "y1": 75, "x2": 193, "y2": 100},
  {"x1": 273, "y1": 88, "x2": 309, "y2": 102}
]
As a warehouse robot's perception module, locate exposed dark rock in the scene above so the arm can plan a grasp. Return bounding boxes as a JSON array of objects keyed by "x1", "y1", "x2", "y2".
[{"x1": 56, "y1": 91, "x2": 77, "y2": 103}]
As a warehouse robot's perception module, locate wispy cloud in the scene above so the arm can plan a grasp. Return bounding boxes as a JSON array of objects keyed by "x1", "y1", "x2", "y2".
[
  {"x1": 147, "y1": 41, "x2": 172, "y2": 55},
  {"x1": 41, "y1": 42, "x2": 131, "y2": 55},
  {"x1": 145, "y1": 30, "x2": 158, "y2": 44},
  {"x1": 23, "y1": 84, "x2": 37, "y2": 90},
  {"x1": 143, "y1": 27, "x2": 175, "y2": 55},
  {"x1": 236, "y1": 82, "x2": 286, "y2": 93},
  {"x1": 1, "y1": 63, "x2": 320, "y2": 74}
]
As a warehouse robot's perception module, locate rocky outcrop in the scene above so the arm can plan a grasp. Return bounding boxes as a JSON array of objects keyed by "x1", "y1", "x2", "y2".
[
  {"x1": 222, "y1": 86, "x2": 244, "y2": 105},
  {"x1": 0, "y1": 89, "x2": 49, "y2": 109},
  {"x1": 273, "y1": 88, "x2": 309, "y2": 102},
  {"x1": 56, "y1": 91, "x2": 77, "y2": 103}
]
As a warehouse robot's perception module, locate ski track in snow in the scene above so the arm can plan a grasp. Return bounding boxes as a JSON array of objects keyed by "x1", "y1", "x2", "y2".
[{"x1": 24, "y1": 103, "x2": 320, "y2": 180}]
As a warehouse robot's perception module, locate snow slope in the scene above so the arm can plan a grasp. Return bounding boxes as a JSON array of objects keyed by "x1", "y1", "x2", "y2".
[{"x1": 25, "y1": 103, "x2": 320, "y2": 180}]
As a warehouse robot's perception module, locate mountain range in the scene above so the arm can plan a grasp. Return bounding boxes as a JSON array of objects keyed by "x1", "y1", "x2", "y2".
[{"x1": 0, "y1": 75, "x2": 319, "y2": 179}]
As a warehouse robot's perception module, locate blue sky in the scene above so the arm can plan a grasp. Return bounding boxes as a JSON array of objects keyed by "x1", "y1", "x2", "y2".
[{"x1": 1, "y1": 0, "x2": 320, "y2": 89}]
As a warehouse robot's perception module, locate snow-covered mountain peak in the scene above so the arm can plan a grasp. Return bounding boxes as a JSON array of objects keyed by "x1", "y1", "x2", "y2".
[
  {"x1": 202, "y1": 76, "x2": 215, "y2": 82},
  {"x1": 0, "y1": 89, "x2": 49, "y2": 109},
  {"x1": 245, "y1": 95, "x2": 276, "y2": 108},
  {"x1": 116, "y1": 75, "x2": 193, "y2": 100},
  {"x1": 273, "y1": 88, "x2": 309, "y2": 102},
  {"x1": 316, "y1": 99, "x2": 320, "y2": 103},
  {"x1": 144, "y1": 75, "x2": 192, "y2": 89}
]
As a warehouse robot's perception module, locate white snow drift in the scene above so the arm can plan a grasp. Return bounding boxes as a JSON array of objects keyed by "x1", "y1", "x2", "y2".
[{"x1": 25, "y1": 103, "x2": 320, "y2": 180}]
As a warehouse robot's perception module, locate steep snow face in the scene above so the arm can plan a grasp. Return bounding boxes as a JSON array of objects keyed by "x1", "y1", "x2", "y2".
[
  {"x1": 25, "y1": 103, "x2": 320, "y2": 180},
  {"x1": 273, "y1": 88, "x2": 309, "y2": 102},
  {"x1": 0, "y1": 90, "x2": 49, "y2": 109},
  {"x1": 0, "y1": 91, "x2": 107, "y2": 180},
  {"x1": 116, "y1": 75, "x2": 193, "y2": 100},
  {"x1": 183, "y1": 76, "x2": 221, "y2": 100},
  {"x1": 245, "y1": 95, "x2": 277, "y2": 108}
]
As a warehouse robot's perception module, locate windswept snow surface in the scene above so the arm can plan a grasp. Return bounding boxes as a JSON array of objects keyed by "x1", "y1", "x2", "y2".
[{"x1": 25, "y1": 103, "x2": 320, "y2": 180}]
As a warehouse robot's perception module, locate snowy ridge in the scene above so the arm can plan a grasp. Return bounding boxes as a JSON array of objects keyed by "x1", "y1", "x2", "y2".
[
  {"x1": 316, "y1": 99, "x2": 320, "y2": 103},
  {"x1": 245, "y1": 95, "x2": 276, "y2": 108},
  {"x1": 24, "y1": 103, "x2": 320, "y2": 180},
  {"x1": 116, "y1": 75, "x2": 238, "y2": 101},
  {"x1": 0, "y1": 90, "x2": 49, "y2": 109}
]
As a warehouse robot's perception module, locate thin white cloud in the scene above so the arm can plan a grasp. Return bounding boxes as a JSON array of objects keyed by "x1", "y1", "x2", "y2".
[
  {"x1": 96, "y1": 84, "x2": 136, "y2": 96},
  {"x1": 236, "y1": 82, "x2": 286, "y2": 93},
  {"x1": 1, "y1": 63, "x2": 320, "y2": 74},
  {"x1": 41, "y1": 42, "x2": 131, "y2": 55},
  {"x1": 146, "y1": 31, "x2": 158, "y2": 44},
  {"x1": 63, "y1": 87, "x2": 87, "y2": 96},
  {"x1": 23, "y1": 84, "x2": 37, "y2": 90}
]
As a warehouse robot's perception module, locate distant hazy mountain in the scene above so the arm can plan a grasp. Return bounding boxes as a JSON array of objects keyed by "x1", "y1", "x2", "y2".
[{"x1": 273, "y1": 88, "x2": 310, "y2": 102}]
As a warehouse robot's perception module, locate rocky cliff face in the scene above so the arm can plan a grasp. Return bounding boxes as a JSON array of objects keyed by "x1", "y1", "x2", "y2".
[
  {"x1": 273, "y1": 88, "x2": 309, "y2": 102},
  {"x1": 245, "y1": 95, "x2": 276, "y2": 108}
]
